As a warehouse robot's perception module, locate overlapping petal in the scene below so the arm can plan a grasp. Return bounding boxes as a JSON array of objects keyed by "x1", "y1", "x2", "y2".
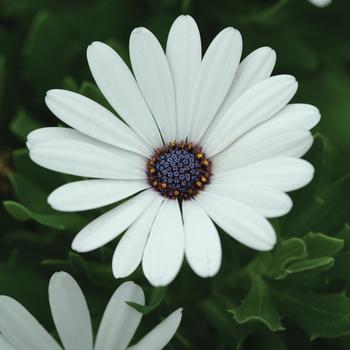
[
  {"x1": 196, "y1": 191, "x2": 276, "y2": 251},
  {"x1": 166, "y1": 15, "x2": 201, "y2": 141},
  {"x1": 87, "y1": 41, "x2": 162, "y2": 149},
  {"x1": 130, "y1": 27, "x2": 176, "y2": 143},
  {"x1": 48, "y1": 180, "x2": 148, "y2": 212},
  {"x1": 72, "y1": 189, "x2": 157, "y2": 252},
  {"x1": 142, "y1": 199, "x2": 185, "y2": 286}
]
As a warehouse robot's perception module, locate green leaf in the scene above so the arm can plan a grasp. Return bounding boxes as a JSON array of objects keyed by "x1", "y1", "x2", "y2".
[
  {"x1": 3, "y1": 200, "x2": 87, "y2": 230},
  {"x1": 127, "y1": 287, "x2": 167, "y2": 315},
  {"x1": 10, "y1": 108, "x2": 42, "y2": 140},
  {"x1": 275, "y1": 288, "x2": 350, "y2": 339},
  {"x1": 9, "y1": 173, "x2": 50, "y2": 211},
  {"x1": 283, "y1": 174, "x2": 350, "y2": 236},
  {"x1": 78, "y1": 81, "x2": 111, "y2": 111},
  {"x1": 302, "y1": 232, "x2": 344, "y2": 258},
  {"x1": 12, "y1": 149, "x2": 63, "y2": 190},
  {"x1": 263, "y1": 238, "x2": 307, "y2": 279},
  {"x1": 285, "y1": 257, "x2": 334, "y2": 274},
  {"x1": 229, "y1": 274, "x2": 284, "y2": 332},
  {"x1": 0, "y1": 55, "x2": 5, "y2": 114}
]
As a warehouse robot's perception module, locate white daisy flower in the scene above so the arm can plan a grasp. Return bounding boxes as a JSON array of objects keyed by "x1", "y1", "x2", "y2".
[
  {"x1": 0, "y1": 272, "x2": 182, "y2": 350},
  {"x1": 27, "y1": 15, "x2": 320, "y2": 286},
  {"x1": 308, "y1": 0, "x2": 332, "y2": 7}
]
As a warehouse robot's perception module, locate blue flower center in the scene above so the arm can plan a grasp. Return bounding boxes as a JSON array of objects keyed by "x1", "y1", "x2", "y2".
[{"x1": 147, "y1": 142, "x2": 211, "y2": 200}]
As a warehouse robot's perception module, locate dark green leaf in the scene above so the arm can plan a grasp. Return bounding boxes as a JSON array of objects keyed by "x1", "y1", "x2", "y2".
[
  {"x1": 127, "y1": 286, "x2": 167, "y2": 315},
  {"x1": 10, "y1": 108, "x2": 42, "y2": 140},
  {"x1": 229, "y1": 274, "x2": 284, "y2": 332},
  {"x1": 275, "y1": 288, "x2": 350, "y2": 339},
  {"x1": 3, "y1": 200, "x2": 87, "y2": 230}
]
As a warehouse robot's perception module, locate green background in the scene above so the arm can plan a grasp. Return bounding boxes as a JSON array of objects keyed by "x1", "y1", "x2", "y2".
[{"x1": 1, "y1": 0, "x2": 350, "y2": 349}]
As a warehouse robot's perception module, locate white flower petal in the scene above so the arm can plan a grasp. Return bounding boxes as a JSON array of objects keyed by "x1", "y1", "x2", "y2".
[
  {"x1": 211, "y1": 47, "x2": 276, "y2": 131},
  {"x1": 0, "y1": 336, "x2": 15, "y2": 350},
  {"x1": 308, "y1": 0, "x2": 332, "y2": 7},
  {"x1": 113, "y1": 195, "x2": 164, "y2": 278},
  {"x1": 166, "y1": 15, "x2": 201, "y2": 141},
  {"x1": 213, "y1": 130, "x2": 313, "y2": 173},
  {"x1": 127, "y1": 308, "x2": 182, "y2": 350},
  {"x1": 202, "y1": 75, "x2": 298, "y2": 157},
  {"x1": 45, "y1": 89, "x2": 151, "y2": 157},
  {"x1": 28, "y1": 129, "x2": 145, "y2": 180},
  {"x1": 224, "y1": 47, "x2": 276, "y2": 104},
  {"x1": 196, "y1": 191, "x2": 276, "y2": 251},
  {"x1": 213, "y1": 103, "x2": 320, "y2": 173},
  {"x1": 183, "y1": 200, "x2": 221, "y2": 277},
  {"x1": 48, "y1": 180, "x2": 148, "y2": 212},
  {"x1": 189, "y1": 27, "x2": 242, "y2": 143},
  {"x1": 72, "y1": 189, "x2": 157, "y2": 253},
  {"x1": 95, "y1": 281, "x2": 145, "y2": 350},
  {"x1": 49, "y1": 272, "x2": 93, "y2": 350},
  {"x1": 130, "y1": 27, "x2": 176, "y2": 143},
  {"x1": 0, "y1": 296, "x2": 62, "y2": 350},
  {"x1": 87, "y1": 41, "x2": 162, "y2": 149},
  {"x1": 26, "y1": 126, "x2": 77, "y2": 148},
  {"x1": 206, "y1": 183, "x2": 293, "y2": 218},
  {"x1": 142, "y1": 199, "x2": 185, "y2": 287},
  {"x1": 268, "y1": 103, "x2": 321, "y2": 130},
  {"x1": 214, "y1": 157, "x2": 314, "y2": 192}
]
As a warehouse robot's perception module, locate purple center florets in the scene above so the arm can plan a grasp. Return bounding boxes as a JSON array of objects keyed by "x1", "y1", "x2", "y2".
[{"x1": 147, "y1": 142, "x2": 211, "y2": 200}]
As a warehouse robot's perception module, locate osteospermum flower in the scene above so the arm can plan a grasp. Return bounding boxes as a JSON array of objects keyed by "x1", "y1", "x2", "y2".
[
  {"x1": 27, "y1": 15, "x2": 320, "y2": 286},
  {"x1": 0, "y1": 272, "x2": 182, "y2": 350}
]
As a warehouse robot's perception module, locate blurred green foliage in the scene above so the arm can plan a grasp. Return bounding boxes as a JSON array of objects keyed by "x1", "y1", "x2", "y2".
[{"x1": 1, "y1": 0, "x2": 350, "y2": 349}]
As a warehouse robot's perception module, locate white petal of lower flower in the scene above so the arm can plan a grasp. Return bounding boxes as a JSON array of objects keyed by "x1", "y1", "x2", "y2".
[
  {"x1": 142, "y1": 199, "x2": 185, "y2": 286},
  {"x1": 213, "y1": 130, "x2": 313, "y2": 172},
  {"x1": 206, "y1": 183, "x2": 292, "y2": 218},
  {"x1": 202, "y1": 75, "x2": 298, "y2": 157},
  {"x1": 87, "y1": 41, "x2": 162, "y2": 149},
  {"x1": 72, "y1": 189, "x2": 156, "y2": 252},
  {"x1": 45, "y1": 89, "x2": 152, "y2": 157},
  {"x1": 183, "y1": 200, "x2": 222, "y2": 277},
  {"x1": 0, "y1": 296, "x2": 62, "y2": 350},
  {"x1": 95, "y1": 281, "x2": 145, "y2": 350},
  {"x1": 189, "y1": 27, "x2": 242, "y2": 143},
  {"x1": 113, "y1": 196, "x2": 163, "y2": 278},
  {"x1": 214, "y1": 157, "x2": 314, "y2": 192},
  {"x1": 29, "y1": 132, "x2": 145, "y2": 180},
  {"x1": 130, "y1": 27, "x2": 176, "y2": 143},
  {"x1": 308, "y1": 0, "x2": 332, "y2": 7},
  {"x1": 49, "y1": 272, "x2": 93, "y2": 350},
  {"x1": 48, "y1": 180, "x2": 148, "y2": 212},
  {"x1": 0, "y1": 337, "x2": 16, "y2": 350},
  {"x1": 196, "y1": 191, "x2": 276, "y2": 251},
  {"x1": 166, "y1": 15, "x2": 201, "y2": 141},
  {"x1": 127, "y1": 308, "x2": 183, "y2": 350},
  {"x1": 216, "y1": 47, "x2": 276, "y2": 121}
]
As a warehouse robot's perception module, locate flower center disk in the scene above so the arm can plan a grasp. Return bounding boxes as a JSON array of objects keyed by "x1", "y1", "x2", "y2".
[{"x1": 147, "y1": 142, "x2": 211, "y2": 200}]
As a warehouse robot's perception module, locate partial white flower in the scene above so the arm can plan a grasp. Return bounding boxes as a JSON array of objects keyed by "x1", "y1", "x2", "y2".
[
  {"x1": 0, "y1": 272, "x2": 182, "y2": 350},
  {"x1": 27, "y1": 15, "x2": 320, "y2": 286},
  {"x1": 308, "y1": 0, "x2": 332, "y2": 7}
]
